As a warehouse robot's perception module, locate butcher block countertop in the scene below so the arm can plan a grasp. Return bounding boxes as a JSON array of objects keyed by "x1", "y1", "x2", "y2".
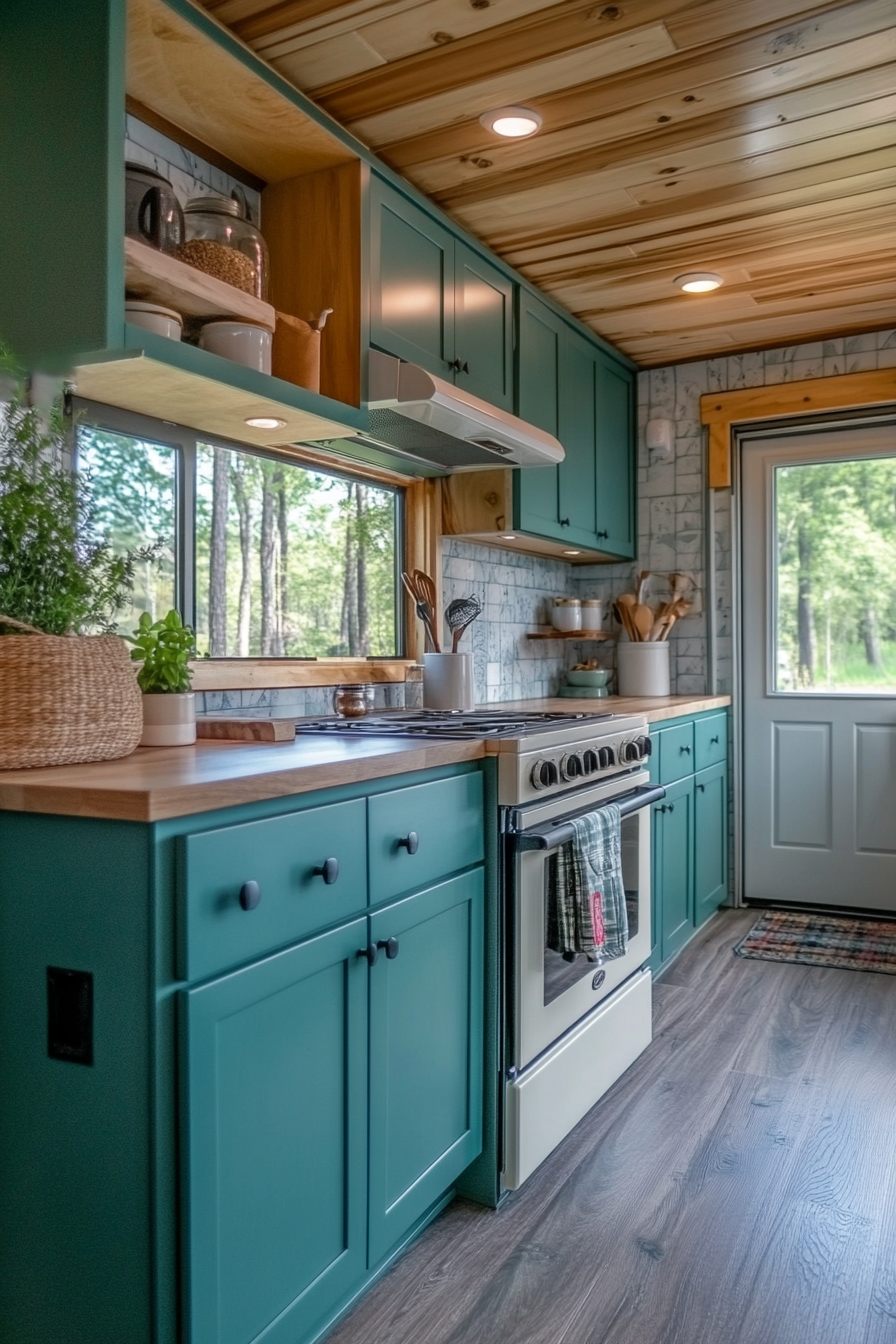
[{"x1": 0, "y1": 695, "x2": 730, "y2": 823}]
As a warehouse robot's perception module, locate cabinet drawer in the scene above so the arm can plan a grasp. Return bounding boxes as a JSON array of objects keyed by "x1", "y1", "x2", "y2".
[
  {"x1": 368, "y1": 772, "x2": 484, "y2": 903},
  {"x1": 658, "y1": 722, "x2": 695, "y2": 784},
  {"x1": 179, "y1": 799, "x2": 367, "y2": 981},
  {"x1": 694, "y1": 713, "x2": 727, "y2": 772}
]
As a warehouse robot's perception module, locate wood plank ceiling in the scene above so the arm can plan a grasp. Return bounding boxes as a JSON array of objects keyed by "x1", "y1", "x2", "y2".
[{"x1": 199, "y1": 0, "x2": 896, "y2": 366}]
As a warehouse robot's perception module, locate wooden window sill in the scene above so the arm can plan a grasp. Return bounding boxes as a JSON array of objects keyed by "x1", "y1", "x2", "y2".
[{"x1": 190, "y1": 658, "x2": 418, "y2": 691}]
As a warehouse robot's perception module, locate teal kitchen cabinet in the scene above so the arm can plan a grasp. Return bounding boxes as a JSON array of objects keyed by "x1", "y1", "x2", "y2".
[
  {"x1": 652, "y1": 776, "x2": 694, "y2": 965},
  {"x1": 0, "y1": 761, "x2": 488, "y2": 1344},
  {"x1": 650, "y1": 711, "x2": 730, "y2": 972},
  {"x1": 370, "y1": 177, "x2": 513, "y2": 410},
  {"x1": 694, "y1": 759, "x2": 728, "y2": 926},
  {"x1": 368, "y1": 869, "x2": 484, "y2": 1266},
  {"x1": 183, "y1": 920, "x2": 370, "y2": 1344},
  {"x1": 513, "y1": 291, "x2": 636, "y2": 560}
]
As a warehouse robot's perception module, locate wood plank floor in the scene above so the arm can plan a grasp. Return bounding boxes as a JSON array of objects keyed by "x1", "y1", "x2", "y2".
[{"x1": 328, "y1": 909, "x2": 896, "y2": 1344}]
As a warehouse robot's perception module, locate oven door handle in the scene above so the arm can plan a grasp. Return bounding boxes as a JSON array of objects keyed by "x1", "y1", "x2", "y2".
[{"x1": 512, "y1": 784, "x2": 667, "y2": 852}]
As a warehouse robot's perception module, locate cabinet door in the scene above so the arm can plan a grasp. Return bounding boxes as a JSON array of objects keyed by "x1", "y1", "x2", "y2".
[
  {"x1": 557, "y1": 327, "x2": 598, "y2": 545},
  {"x1": 654, "y1": 776, "x2": 694, "y2": 965},
  {"x1": 367, "y1": 870, "x2": 484, "y2": 1267},
  {"x1": 594, "y1": 353, "x2": 636, "y2": 559},
  {"x1": 369, "y1": 177, "x2": 454, "y2": 376},
  {"x1": 182, "y1": 920, "x2": 368, "y2": 1344},
  {"x1": 514, "y1": 290, "x2": 563, "y2": 538},
  {"x1": 454, "y1": 242, "x2": 513, "y2": 410},
  {"x1": 694, "y1": 761, "x2": 727, "y2": 925}
]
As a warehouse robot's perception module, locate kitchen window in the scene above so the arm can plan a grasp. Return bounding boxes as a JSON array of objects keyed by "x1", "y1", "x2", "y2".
[{"x1": 74, "y1": 400, "x2": 403, "y2": 662}]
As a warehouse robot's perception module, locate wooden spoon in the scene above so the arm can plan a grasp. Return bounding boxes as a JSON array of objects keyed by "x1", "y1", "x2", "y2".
[
  {"x1": 633, "y1": 603, "x2": 654, "y2": 641},
  {"x1": 614, "y1": 594, "x2": 637, "y2": 640}
]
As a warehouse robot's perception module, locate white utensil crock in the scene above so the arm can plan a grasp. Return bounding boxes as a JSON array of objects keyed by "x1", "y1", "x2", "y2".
[
  {"x1": 616, "y1": 641, "x2": 671, "y2": 697},
  {"x1": 140, "y1": 692, "x2": 196, "y2": 746},
  {"x1": 423, "y1": 653, "x2": 474, "y2": 711}
]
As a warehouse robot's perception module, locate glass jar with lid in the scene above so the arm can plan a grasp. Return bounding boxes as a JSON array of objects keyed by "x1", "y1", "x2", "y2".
[
  {"x1": 551, "y1": 598, "x2": 582, "y2": 632},
  {"x1": 178, "y1": 195, "x2": 269, "y2": 300}
]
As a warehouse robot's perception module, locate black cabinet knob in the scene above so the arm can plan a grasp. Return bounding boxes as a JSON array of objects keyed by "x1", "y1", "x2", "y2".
[
  {"x1": 239, "y1": 880, "x2": 261, "y2": 911},
  {"x1": 398, "y1": 831, "x2": 419, "y2": 855},
  {"x1": 658, "y1": 803, "x2": 675, "y2": 814},
  {"x1": 596, "y1": 529, "x2": 609, "y2": 540},
  {"x1": 313, "y1": 856, "x2": 340, "y2": 885},
  {"x1": 449, "y1": 358, "x2": 463, "y2": 373},
  {"x1": 461, "y1": 360, "x2": 470, "y2": 375},
  {"x1": 680, "y1": 744, "x2": 691, "y2": 754},
  {"x1": 559, "y1": 517, "x2": 570, "y2": 527},
  {"x1": 357, "y1": 943, "x2": 378, "y2": 967},
  {"x1": 377, "y1": 937, "x2": 400, "y2": 960},
  {"x1": 710, "y1": 735, "x2": 719, "y2": 744},
  {"x1": 697, "y1": 783, "x2": 705, "y2": 793}
]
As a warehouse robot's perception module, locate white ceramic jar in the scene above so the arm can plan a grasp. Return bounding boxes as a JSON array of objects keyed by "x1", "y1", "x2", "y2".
[
  {"x1": 199, "y1": 320, "x2": 272, "y2": 374},
  {"x1": 580, "y1": 598, "x2": 604, "y2": 631},
  {"x1": 140, "y1": 692, "x2": 196, "y2": 746},
  {"x1": 125, "y1": 301, "x2": 183, "y2": 341},
  {"x1": 551, "y1": 598, "x2": 582, "y2": 632}
]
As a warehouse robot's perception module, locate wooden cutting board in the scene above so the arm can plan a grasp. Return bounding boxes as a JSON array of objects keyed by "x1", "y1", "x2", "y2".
[{"x1": 196, "y1": 716, "x2": 296, "y2": 743}]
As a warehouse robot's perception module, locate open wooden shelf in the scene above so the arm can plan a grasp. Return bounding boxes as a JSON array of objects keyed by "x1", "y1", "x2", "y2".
[
  {"x1": 526, "y1": 629, "x2": 613, "y2": 641},
  {"x1": 124, "y1": 237, "x2": 276, "y2": 330},
  {"x1": 71, "y1": 326, "x2": 366, "y2": 449}
]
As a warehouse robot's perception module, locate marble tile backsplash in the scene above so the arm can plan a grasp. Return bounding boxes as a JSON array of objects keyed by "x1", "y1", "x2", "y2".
[
  {"x1": 125, "y1": 117, "x2": 262, "y2": 224},
  {"x1": 196, "y1": 327, "x2": 894, "y2": 711}
]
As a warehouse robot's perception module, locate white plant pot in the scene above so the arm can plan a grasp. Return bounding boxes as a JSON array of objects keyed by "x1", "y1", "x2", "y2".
[{"x1": 140, "y1": 692, "x2": 196, "y2": 747}]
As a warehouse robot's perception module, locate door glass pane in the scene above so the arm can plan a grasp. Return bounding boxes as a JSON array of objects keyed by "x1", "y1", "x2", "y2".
[
  {"x1": 774, "y1": 455, "x2": 896, "y2": 692},
  {"x1": 77, "y1": 426, "x2": 178, "y2": 634},
  {"x1": 195, "y1": 444, "x2": 399, "y2": 658}
]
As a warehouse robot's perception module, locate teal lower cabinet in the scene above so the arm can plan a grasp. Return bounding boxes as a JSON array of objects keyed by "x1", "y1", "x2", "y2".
[
  {"x1": 0, "y1": 761, "x2": 487, "y2": 1344},
  {"x1": 650, "y1": 711, "x2": 730, "y2": 973},
  {"x1": 368, "y1": 870, "x2": 483, "y2": 1267},
  {"x1": 183, "y1": 920, "x2": 370, "y2": 1344},
  {"x1": 652, "y1": 776, "x2": 694, "y2": 965}
]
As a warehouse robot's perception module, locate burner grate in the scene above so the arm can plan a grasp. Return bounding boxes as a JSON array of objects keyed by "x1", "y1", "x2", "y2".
[{"x1": 294, "y1": 709, "x2": 614, "y2": 740}]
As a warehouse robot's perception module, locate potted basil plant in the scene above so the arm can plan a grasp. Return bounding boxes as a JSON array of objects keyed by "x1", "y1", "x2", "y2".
[{"x1": 128, "y1": 609, "x2": 197, "y2": 746}]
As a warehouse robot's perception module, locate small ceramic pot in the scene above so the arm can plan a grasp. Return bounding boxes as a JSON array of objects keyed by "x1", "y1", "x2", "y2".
[
  {"x1": 551, "y1": 598, "x2": 582, "y2": 632},
  {"x1": 580, "y1": 599, "x2": 604, "y2": 631},
  {"x1": 199, "y1": 320, "x2": 272, "y2": 373},
  {"x1": 126, "y1": 301, "x2": 183, "y2": 341},
  {"x1": 140, "y1": 692, "x2": 196, "y2": 746}
]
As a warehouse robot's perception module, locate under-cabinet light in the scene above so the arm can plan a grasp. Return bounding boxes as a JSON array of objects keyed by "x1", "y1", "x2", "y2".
[
  {"x1": 245, "y1": 415, "x2": 288, "y2": 429},
  {"x1": 499, "y1": 534, "x2": 517, "y2": 540},
  {"x1": 674, "y1": 272, "x2": 722, "y2": 293},
  {"x1": 480, "y1": 107, "x2": 542, "y2": 138},
  {"x1": 562, "y1": 549, "x2": 582, "y2": 556}
]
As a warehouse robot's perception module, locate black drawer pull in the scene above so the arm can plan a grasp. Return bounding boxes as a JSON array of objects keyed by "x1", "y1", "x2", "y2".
[
  {"x1": 697, "y1": 783, "x2": 705, "y2": 793},
  {"x1": 313, "y1": 856, "x2": 340, "y2": 885},
  {"x1": 710, "y1": 735, "x2": 719, "y2": 744},
  {"x1": 377, "y1": 937, "x2": 400, "y2": 960},
  {"x1": 358, "y1": 943, "x2": 378, "y2": 967},
  {"x1": 659, "y1": 803, "x2": 675, "y2": 814},
  {"x1": 559, "y1": 517, "x2": 570, "y2": 527},
  {"x1": 680, "y1": 744, "x2": 691, "y2": 754},
  {"x1": 398, "y1": 831, "x2": 419, "y2": 855},
  {"x1": 596, "y1": 529, "x2": 609, "y2": 540},
  {"x1": 239, "y1": 881, "x2": 261, "y2": 911}
]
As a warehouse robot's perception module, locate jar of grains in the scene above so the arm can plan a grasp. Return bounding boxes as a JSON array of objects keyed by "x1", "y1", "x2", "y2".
[{"x1": 178, "y1": 195, "x2": 269, "y2": 299}]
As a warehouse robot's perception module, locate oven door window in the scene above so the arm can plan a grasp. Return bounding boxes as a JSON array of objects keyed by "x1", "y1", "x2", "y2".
[{"x1": 543, "y1": 813, "x2": 641, "y2": 1006}]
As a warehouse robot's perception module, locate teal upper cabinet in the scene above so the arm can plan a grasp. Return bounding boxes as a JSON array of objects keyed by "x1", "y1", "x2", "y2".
[
  {"x1": 369, "y1": 176, "x2": 513, "y2": 411},
  {"x1": 514, "y1": 292, "x2": 636, "y2": 559},
  {"x1": 594, "y1": 353, "x2": 636, "y2": 558},
  {"x1": 369, "y1": 178, "x2": 455, "y2": 376},
  {"x1": 454, "y1": 242, "x2": 513, "y2": 410}
]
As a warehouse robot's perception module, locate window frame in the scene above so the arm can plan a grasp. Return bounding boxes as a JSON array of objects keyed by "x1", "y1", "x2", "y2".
[{"x1": 70, "y1": 396, "x2": 424, "y2": 688}]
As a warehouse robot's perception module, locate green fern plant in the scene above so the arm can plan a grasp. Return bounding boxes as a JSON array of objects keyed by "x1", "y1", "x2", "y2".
[{"x1": 0, "y1": 364, "x2": 157, "y2": 635}]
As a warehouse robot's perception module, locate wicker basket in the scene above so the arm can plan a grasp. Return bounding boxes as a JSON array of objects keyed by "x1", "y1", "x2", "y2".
[{"x1": 0, "y1": 615, "x2": 143, "y2": 770}]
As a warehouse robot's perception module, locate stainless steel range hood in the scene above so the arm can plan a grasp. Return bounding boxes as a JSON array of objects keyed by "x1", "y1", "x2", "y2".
[{"x1": 358, "y1": 350, "x2": 564, "y2": 472}]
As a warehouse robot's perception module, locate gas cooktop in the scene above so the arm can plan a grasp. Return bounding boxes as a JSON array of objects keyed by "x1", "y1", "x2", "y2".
[{"x1": 294, "y1": 709, "x2": 616, "y2": 740}]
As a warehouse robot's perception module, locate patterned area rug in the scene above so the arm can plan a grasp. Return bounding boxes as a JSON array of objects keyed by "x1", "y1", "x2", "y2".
[{"x1": 734, "y1": 910, "x2": 896, "y2": 975}]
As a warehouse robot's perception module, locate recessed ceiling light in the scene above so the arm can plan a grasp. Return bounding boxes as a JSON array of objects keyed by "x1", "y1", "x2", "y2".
[
  {"x1": 245, "y1": 415, "x2": 287, "y2": 429},
  {"x1": 562, "y1": 549, "x2": 582, "y2": 556},
  {"x1": 479, "y1": 107, "x2": 542, "y2": 138},
  {"x1": 674, "y1": 272, "x2": 723, "y2": 293},
  {"x1": 499, "y1": 534, "x2": 517, "y2": 540}
]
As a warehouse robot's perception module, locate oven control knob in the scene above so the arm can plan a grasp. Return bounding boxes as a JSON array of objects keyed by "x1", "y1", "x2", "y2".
[
  {"x1": 623, "y1": 740, "x2": 640, "y2": 763},
  {"x1": 531, "y1": 758, "x2": 559, "y2": 790},
  {"x1": 598, "y1": 747, "x2": 613, "y2": 769},
  {"x1": 637, "y1": 735, "x2": 653, "y2": 757},
  {"x1": 560, "y1": 752, "x2": 583, "y2": 781},
  {"x1": 582, "y1": 749, "x2": 599, "y2": 775}
]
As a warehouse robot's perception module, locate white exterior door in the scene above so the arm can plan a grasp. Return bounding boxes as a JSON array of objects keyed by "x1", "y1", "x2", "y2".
[{"x1": 741, "y1": 423, "x2": 896, "y2": 911}]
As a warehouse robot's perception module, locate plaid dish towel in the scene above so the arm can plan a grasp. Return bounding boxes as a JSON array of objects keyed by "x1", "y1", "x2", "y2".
[{"x1": 546, "y1": 804, "x2": 628, "y2": 962}]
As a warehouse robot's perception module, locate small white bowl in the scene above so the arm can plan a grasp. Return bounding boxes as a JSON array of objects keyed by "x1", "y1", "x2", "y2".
[
  {"x1": 199, "y1": 320, "x2": 272, "y2": 374},
  {"x1": 126, "y1": 301, "x2": 183, "y2": 341}
]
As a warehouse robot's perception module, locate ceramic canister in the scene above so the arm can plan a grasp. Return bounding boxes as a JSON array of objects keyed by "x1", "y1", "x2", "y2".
[
  {"x1": 199, "y1": 321, "x2": 272, "y2": 374},
  {"x1": 551, "y1": 598, "x2": 582, "y2": 632}
]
